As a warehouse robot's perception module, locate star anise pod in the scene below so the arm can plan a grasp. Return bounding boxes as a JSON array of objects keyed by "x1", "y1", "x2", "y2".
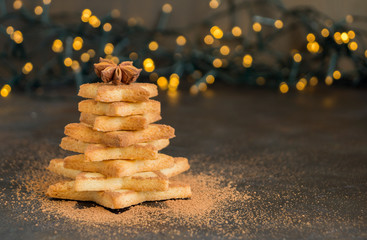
[{"x1": 93, "y1": 58, "x2": 142, "y2": 85}]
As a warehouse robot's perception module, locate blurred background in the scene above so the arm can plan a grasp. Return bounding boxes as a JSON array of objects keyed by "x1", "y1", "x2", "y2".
[{"x1": 0, "y1": 0, "x2": 367, "y2": 98}]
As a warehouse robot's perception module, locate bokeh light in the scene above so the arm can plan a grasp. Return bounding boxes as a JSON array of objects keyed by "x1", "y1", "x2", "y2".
[
  {"x1": 176, "y1": 36, "x2": 186, "y2": 46},
  {"x1": 231, "y1": 26, "x2": 242, "y2": 36},
  {"x1": 242, "y1": 54, "x2": 253, "y2": 68},
  {"x1": 22, "y1": 62, "x2": 33, "y2": 75},
  {"x1": 81, "y1": 9, "x2": 92, "y2": 22},
  {"x1": 212, "y1": 58, "x2": 222, "y2": 68},
  {"x1": 162, "y1": 3, "x2": 172, "y2": 13},
  {"x1": 252, "y1": 22, "x2": 262, "y2": 32},
  {"x1": 34, "y1": 6, "x2": 43, "y2": 15},
  {"x1": 143, "y1": 58, "x2": 155, "y2": 72},
  {"x1": 64, "y1": 57, "x2": 72, "y2": 67},
  {"x1": 1, "y1": 84, "x2": 11, "y2": 98},
  {"x1": 103, "y1": 23, "x2": 112, "y2": 32},
  {"x1": 274, "y1": 20, "x2": 283, "y2": 29},
  {"x1": 204, "y1": 35, "x2": 214, "y2": 45},
  {"x1": 220, "y1": 45, "x2": 230, "y2": 55},
  {"x1": 210, "y1": 26, "x2": 223, "y2": 39},
  {"x1": 279, "y1": 82, "x2": 289, "y2": 93},
  {"x1": 73, "y1": 37, "x2": 83, "y2": 51},
  {"x1": 321, "y1": 28, "x2": 329, "y2": 37},
  {"x1": 149, "y1": 41, "x2": 159, "y2": 51},
  {"x1": 333, "y1": 70, "x2": 341, "y2": 80},
  {"x1": 293, "y1": 53, "x2": 302, "y2": 62},
  {"x1": 104, "y1": 43, "x2": 114, "y2": 55},
  {"x1": 13, "y1": 30, "x2": 23, "y2": 44}
]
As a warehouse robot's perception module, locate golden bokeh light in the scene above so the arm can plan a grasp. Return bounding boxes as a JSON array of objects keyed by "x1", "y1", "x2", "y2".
[
  {"x1": 64, "y1": 57, "x2": 72, "y2": 67},
  {"x1": 252, "y1": 22, "x2": 262, "y2": 32},
  {"x1": 231, "y1": 26, "x2": 242, "y2": 36},
  {"x1": 6, "y1": 26, "x2": 14, "y2": 35},
  {"x1": 307, "y1": 42, "x2": 320, "y2": 53},
  {"x1": 103, "y1": 23, "x2": 112, "y2": 32},
  {"x1": 212, "y1": 58, "x2": 222, "y2": 68},
  {"x1": 80, "y1": 53, "x2": 90, "y2": 62},
  {"x1": 89, "y1": 15, "x2": 101, "y2": 28},
  {"x1": 306, "y1": 33, "x2": 315, "y2": 42},
  {"x1": 73, "y1": 37, "x2": 83, "y2": 51},
  {"x1": 340, "y1": 32, "x2": 349, "y2": 43},
  {"x1": 170, "y1": 73, "x2": 179, "y2": 79},
  {"x1": 162, "y1": 3, "x2": 172, "y2": 13},
  {"x1": 13, "y1": 0, "x2": 22, "y2": 10},
  {"x1": 149, "y1": 41, "x2": 159, "y2": 51},
  {"x1": 169, "y1": 74, "x2": 180, "y2": 89},
  {"x1": 22, "y1": 62, "x2": 33, "y2": 74},
  {"x1": 210, "y1": 26, "x2": 223, "y2": 39},
  {"x1": 34, "y1": 6, "x2": 43, "y2": 15},
  {"x1": 104, "y1": 43, "x2": 114, "y2": 55},
  {"x1": 325, "y1": 76, "x2": 333, "y2": 85},
  {"x1": 198, "y1": 82, "x2": 207, "y2": 91},
  {"x1": 333, "y1": 70, "x2": 341, "y2": 80},
  {"x1": 296, "y1": 78, "x2": 307, "y2": 91},
  {"x1": 334, "y1": 32, "x2": 343, "y2": 44},
  {"x1": 242, "y1": 54, "x2": 253, "y2": 68},
  {"x1": 176, "y1": 35, "x2": 186, "y2": 46},
  {"x1": 220, "y1": 45, "x2": 230, "y2": 55},
  {"x1": 321, "y1": 28, "x2": 329, "y2": 37},
  {"x1": 274, "y1": 20, "x2": 283, "y2": 29},
  {"x1": 13, "y1": 30, "x2": 23, "y2": 44},
  {"x1": 1, "y1": 84, "x2": 11, "y2": 98},
  {"x1": 209, "y1": 0, "x2": 219, "y2": 9},
  {"x1": 204, "y1": 35, "x2": 214, "y2": 45},
  {"x1": 143, "y1": 58, "x2": 155, "y2": 72},
  {"x1": 348, "y1": 41, "x2": 358, "y2": 51},
  {"x1": 293, "y1": 53, "x2": 302, "y2": 62},
  {"x1": 43, "y1": 0, "x2": 52, "y2": 5},
  {"x1": 157, "y1": 77, "x2": 168, "y2": 90},
  {"x1": 334, "y1": 32, "x2": 341, "y2": 40},
  {"x1": 52, "y1": 39, "x2": 63, "y2": 53},
  {"x1": 279, "y1": 82, "x2": 289, "y2": 94},
  {"x1": 81, "y1": 9, "x2": 92, "y2": 22},
  {"x1": 348, "y1": 30, "x2": 355, "y2": 39},
  {"x1": 206, "y1": 75, "x2": 215, "y2": 84}
]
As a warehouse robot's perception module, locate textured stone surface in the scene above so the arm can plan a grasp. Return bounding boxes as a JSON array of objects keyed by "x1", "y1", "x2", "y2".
[{"x1": 0, "y1": 87, "x2": 366, "y2": 239}]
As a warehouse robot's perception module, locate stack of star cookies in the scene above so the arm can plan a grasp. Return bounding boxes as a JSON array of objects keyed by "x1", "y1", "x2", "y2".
[{"x1": 46, "y1": 61, "x2": 191, "y2": 209}]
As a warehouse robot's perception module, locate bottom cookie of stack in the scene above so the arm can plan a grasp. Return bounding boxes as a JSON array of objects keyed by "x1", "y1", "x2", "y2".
[{"x1": 47, "y1": 181, "x2": 191, "y2": 210}]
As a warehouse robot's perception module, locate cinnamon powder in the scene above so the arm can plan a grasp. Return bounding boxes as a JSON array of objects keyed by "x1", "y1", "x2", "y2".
[{"x1": 1, "y1": 147, "x2": 251, "y2": 238}]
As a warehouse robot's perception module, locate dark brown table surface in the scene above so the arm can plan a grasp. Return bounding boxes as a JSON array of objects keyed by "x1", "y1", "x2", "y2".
[{"x1": 0, "y1": 86, "x2": 366, "y2": 239}]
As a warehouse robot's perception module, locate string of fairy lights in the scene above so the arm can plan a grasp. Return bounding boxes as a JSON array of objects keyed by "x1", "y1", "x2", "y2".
[{"x1": 1, "y1": 0, "x2": 367, "y2": 98}]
